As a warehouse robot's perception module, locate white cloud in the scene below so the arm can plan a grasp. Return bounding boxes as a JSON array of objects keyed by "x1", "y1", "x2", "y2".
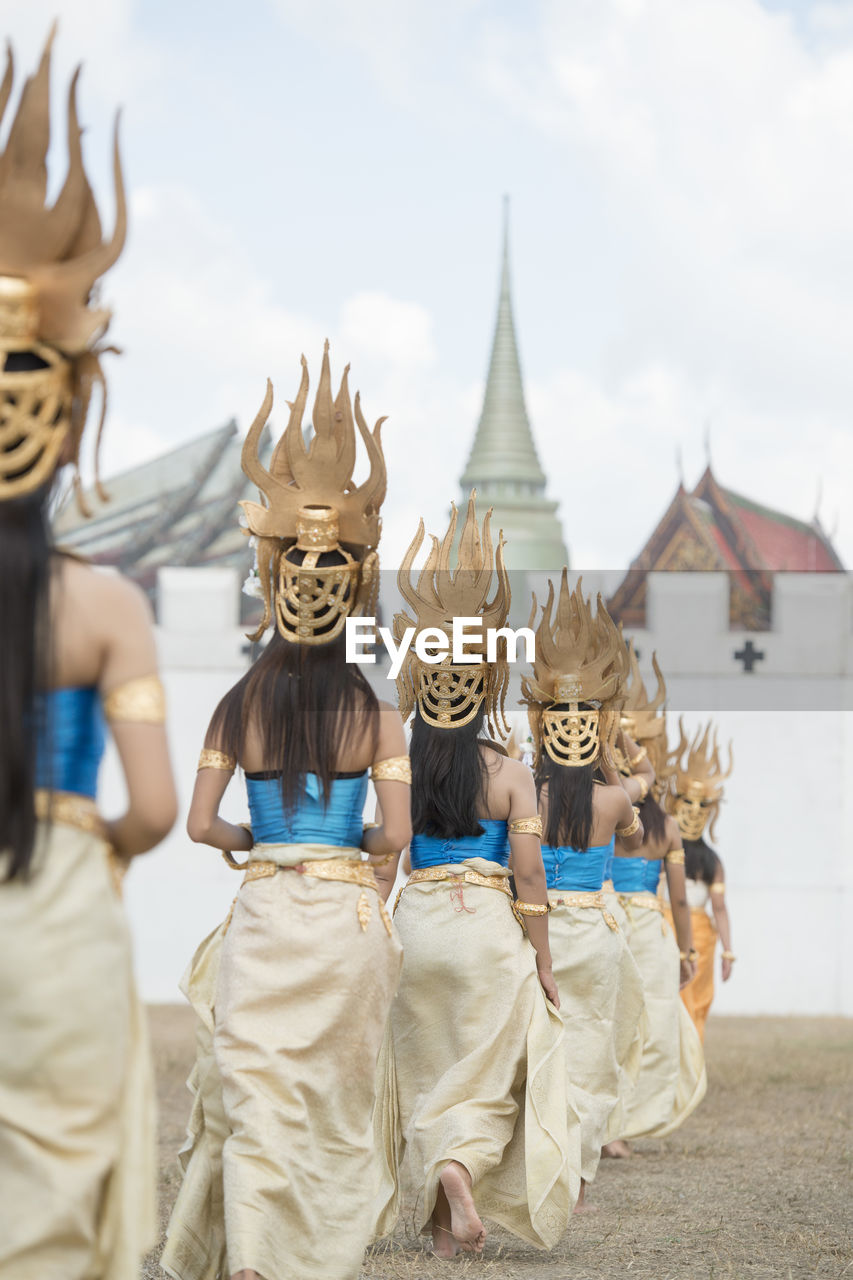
[{"x1": 473, "y1": 0, "x2": 853, "y2": 565}]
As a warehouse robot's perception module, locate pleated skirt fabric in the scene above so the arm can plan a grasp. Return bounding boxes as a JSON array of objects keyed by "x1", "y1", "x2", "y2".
[
  {"x1": 547, "y1": 897, "x2": 645, "y2": 1181},
  {"x1": 615, "y1": 894, "x2": 707, "y2": 1140},
  {"x1": 161, "y1": 852, "x2": 403, "y2": 1280},
  {"x1": 377, "y1": 862, "x2": 579, "y2": 1250},
  {"x1": 0, "y1": 822, "x2": 156, "y2": 1280}
]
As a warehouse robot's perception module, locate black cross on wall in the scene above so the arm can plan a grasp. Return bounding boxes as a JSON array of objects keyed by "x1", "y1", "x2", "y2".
[{"x1": 734, "y1": 639, "x2": 765, "y2": 673}]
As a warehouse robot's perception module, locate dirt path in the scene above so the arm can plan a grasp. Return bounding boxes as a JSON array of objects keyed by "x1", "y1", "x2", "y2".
[{"x1": 145, "y1": 1012, "x2": 852, "y2": 1279}]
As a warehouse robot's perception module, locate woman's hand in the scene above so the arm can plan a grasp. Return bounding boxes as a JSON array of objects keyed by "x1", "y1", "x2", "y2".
[
  {"x1": 679, "y1": 957, "x2": 696, "y2": 988},
  {"x1": 721, "y1": 955, "x2": 735, "y2": 982},
  {"x1": 537, "y1": 961, "x2": 560, "y2": 1010}
]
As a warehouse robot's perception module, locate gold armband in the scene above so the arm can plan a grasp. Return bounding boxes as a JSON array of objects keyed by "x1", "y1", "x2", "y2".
[
  {"x1": 616, "y1": 806, "x2": 640, "y2": 838},
  {"x1": 508, "y1": 816, "x2": 543, "y2": 837},
  {"x1": 710, "y1": 882, "x2": 726, "y2": 894},
  {"x1": 629, "y1": 745, "x2": 648, "y2": 769},
  {"x1": 635, "y1": 775, "x2": 649, "y2": 802},
  {"x1": 103, "y1": 675, "x2": 166, "y2": 724},
  {"x1": 371, "y1": 756, "x2": 412, "y2": 784},
  {"x1": 198, "y1": 748, "x2": 237, "y2": 773},
  {"x1": 665, "y1": 848, "x2": 685, "y2": 865},
  {"x1": 513, "y1": 900, "x2": 551, "y2": 917}
]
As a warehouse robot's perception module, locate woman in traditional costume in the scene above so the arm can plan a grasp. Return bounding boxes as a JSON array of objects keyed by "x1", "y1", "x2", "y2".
[
  {"x1": 607, "y1": 654, "x2": 707, "y2": 1143},
  {"x1": 663, "y1": 721, "x2": 735, "y2": 1042},
  {"x1": 521, "y1": 573, "x2": 646, "y2": 1209},
  {"x1": 0, "y1": 34, "x2": 177, "y2": 1279},
  {"x1": 161, "y1": 345, "x2": 411, "y2": 1280},
  {"x1": 379, "y1": 493, "x2": 577, "y2": 1258}
]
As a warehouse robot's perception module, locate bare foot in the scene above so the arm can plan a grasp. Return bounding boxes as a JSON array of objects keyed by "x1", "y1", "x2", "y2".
[
  {"x1": 439, "y1": 1162, "x2": 486, "y2": 1254},
  {"x1": 431, "y1": 1183, "x2": 460, "y2": 1259},
  {"x1": 573, "y1": 1179, "x2": 600, "y2": 1214},
  {"x1": 601, "y1": 1139, "x2": 632, "y2": 1159}
]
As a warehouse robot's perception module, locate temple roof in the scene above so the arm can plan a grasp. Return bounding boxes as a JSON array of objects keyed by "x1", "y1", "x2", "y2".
[
  {"x1": 53, "y1": 421, "x2": 267, "y2": 603},
  {"x1": 608, "y1": 465, "x2": 843, "y2": 630}
]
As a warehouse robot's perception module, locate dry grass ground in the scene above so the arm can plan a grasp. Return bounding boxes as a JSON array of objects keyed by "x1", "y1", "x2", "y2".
[{"x1": 145, "y1": 1011, "x2": 852, "y2": 1280}]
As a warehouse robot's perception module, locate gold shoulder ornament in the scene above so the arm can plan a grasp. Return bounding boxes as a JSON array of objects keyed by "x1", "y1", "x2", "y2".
[
  {"x1": 370, "y1": 756, "x2": 411, "y2": 784},
  {"x1": 665, "y1": 847, "x2": 685, "y2": 865},
  {"x1": 508, "y1": 816, "x2": 542, "y2": 837},
  {"x1": 616, "y1": 806, "x2": 641, "y2": 839},
  {"x1": 103, "y1": 675, "x2": 166, "y2": 724},
  {"x1": 198, "y1": 748, "x2": 237, "y2": 773}
]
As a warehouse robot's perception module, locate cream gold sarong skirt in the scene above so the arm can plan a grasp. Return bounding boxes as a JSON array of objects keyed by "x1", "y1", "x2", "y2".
[
  {"x1": 379, "y1": 860, "x2": 578, "y2": 1250},
  {"x1": 0, "y1": 821, "x2": 156, "y2": 1280},
  {"x1": 615, "y1": 893, "x2": 707, "y2": 1140},
  {"x1": 547, "y1": 893, "x2": 644, "y2": 1182},
  {"x1": 161, "y1": 846, "x2": 403, "y2": 1280}
]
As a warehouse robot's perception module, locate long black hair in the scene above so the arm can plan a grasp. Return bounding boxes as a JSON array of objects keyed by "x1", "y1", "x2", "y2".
[
  {"x1": 639, "y1": 791, "x2": 668, "y2": 844},
  {"x1": 684, "y1": 836, "x2": 721, "y2": 886},
  {"x1": 0, "y1": 486, "x2": 54, "y2": 881},
  {"x1": 410, "y1": 709, "x2": 490, "y2": 838},
  {"x1": 207, "y1": 627, "x2": 378, "y2": 813},
  {"x1": 536, "y1": 755, "x2": 594, "y2": 851}
]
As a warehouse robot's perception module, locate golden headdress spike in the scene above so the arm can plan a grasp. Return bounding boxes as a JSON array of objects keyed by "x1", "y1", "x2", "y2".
[
  {"x1": 521, "y1": 570, "x2": 628, "y2": 768},
  {"x1": 239, "y1": 342, "x2": 387, "y2": 645},
  {"x1": 0, "y1": 29, "x2": 126, "y2": 506},
  {"x1": 665, "y1": 717, "x2": 733, "y2": 842},
  {"x1": 395, "y1": 489, "x2": 511, "y2": 735},
  {"x1": 619, "y1": 644, "x2": 671, "y2": 790}
]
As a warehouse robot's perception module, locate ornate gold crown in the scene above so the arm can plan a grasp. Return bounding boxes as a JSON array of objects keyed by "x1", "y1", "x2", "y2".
[
  {"x1": 0, "y1": 30, "x2": 126, "y2": 507},
  {"x1": 395, "y1": 491, "x2": 511, "y2": 734},
  {"x1": 665, "y1": 719, "x2": 733, "y2": 842},
  {"x1": 240, "y1": 341, "x2": 387, "y2": 644},
  {"x1": 521, "y1": 572, "x2": 628, "y2": 768}
]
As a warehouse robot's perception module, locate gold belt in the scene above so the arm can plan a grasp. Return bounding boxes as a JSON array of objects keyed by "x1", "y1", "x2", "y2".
[
  {"x1": 33, "y1": 789, "x2": 124, "y2": 895},
  {"x1": 548, "y1": 889, "x2": 619, "y2": 932},
  {"x1": 619, "y1": 892, "x2": 669, "y2": 935},
  {"x1": 395, "y1": 866, "x2": 516, "y2": 920},
  {"x1": 239, "y1": 857, "x2": 393, "y2": 936},
  {"x1": 601, "y1": 878, "x2": 615, "y2": 893}
]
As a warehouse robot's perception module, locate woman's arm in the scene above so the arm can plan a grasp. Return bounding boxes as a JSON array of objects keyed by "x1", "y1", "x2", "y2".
[
  {"x1": 507, "y1": 763, "x2": 559, "y2": 1009},
  {"x1": 608, "y1": 784, "x2": 645, "y2": 853},
  {"x1": 619, "y1": 729, "x2": 656, "y2": 803},
  {"x1": 98, "y1": 577, "x2": 178, "y2": 858},
  {"x1": 709, "y1": 856, "x2": 735, "y2": 980},
  {"x1": 362, "y1": 705, "x2": 412, "y2": 901},
  {"x1": 662, "y1": 821, "x2": 695, "y2": 987},
  {"x1": 186, "y1": 756, "x2": 253, "y2": 855}
]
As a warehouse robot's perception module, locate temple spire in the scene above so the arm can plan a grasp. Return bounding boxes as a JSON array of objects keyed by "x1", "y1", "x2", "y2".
[
  {"x1": 461, "y1": 197, "x2": 547, "y2": 490},
  {"x1": 458, "y1": 200, "x2": 568, "y2": 573}
]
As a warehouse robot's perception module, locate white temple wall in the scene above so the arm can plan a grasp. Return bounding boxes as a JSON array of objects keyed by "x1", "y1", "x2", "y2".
[{"x1": 110, "y1": 566, "x2": 853, "y2": 1014}]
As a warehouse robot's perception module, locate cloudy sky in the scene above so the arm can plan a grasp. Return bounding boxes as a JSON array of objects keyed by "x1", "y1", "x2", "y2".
[{"x1": 9, "y1": 0, "x2": 853, "y2": 569}]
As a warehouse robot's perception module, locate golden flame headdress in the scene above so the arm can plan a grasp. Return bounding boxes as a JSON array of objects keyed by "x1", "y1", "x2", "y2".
[
  {"x1": 240, "y1": 341, "x2": 387, "y2": 644},
  {"x1": 521, "y1": 572, "x2": 628, "y2": 768},
  {"x1": 665, "y1": 718, "x2": 733, "y2": 842},
  {"x1": 0, "y1": 29, "x2": 126, "y2": 507},
  {"x1": 395, "y1": 491, "x2": 511, "y2": 734},
  {"x1": 615, "y1": 645, "x2": 672, "y2": 793}
]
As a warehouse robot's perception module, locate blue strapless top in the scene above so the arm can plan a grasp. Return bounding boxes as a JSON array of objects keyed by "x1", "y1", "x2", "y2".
[
  {"x1": 246, "y1": 772, "x2": 368, "y2": 846},
  {"x1": 410, "y1": 820, "x2": 510, "y2": 869},
  {"x1": 611, "y1": 854, "x2": 663, "y2": 894},
  {"x1": 35, "y1": 686, "x2": 105, "y2": 798},
  {"x1": 542, "y1": 836, "x2": 614, "y2": 892}
]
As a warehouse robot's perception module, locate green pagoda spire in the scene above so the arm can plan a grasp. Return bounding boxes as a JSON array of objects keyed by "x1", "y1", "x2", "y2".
[{"x1": 460, "y1": 198, "x2": 569, "y2": 572}]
